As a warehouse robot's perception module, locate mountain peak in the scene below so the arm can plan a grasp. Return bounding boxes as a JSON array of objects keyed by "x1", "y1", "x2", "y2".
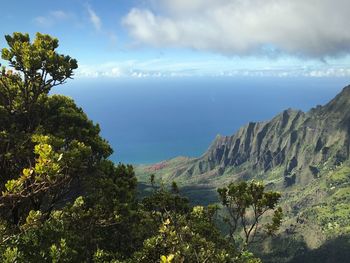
[
  {"x1": 320, "y1": 84, "x2": 350, "y2": 118},
  {"x1": 332, "y1": 85, "x2": 350, "y2": 101},
  {"x1": 341, "y1": 84, "x2": 350, "y2": 93}
]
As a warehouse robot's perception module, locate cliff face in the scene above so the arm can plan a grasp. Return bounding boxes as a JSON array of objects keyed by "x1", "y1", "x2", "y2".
[{"x1": 179, "y1": 85, "x2": 350, "y2": 187}]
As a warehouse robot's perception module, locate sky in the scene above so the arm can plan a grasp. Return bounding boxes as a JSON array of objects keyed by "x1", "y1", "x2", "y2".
[{"x1": 1, "y1": 0, "x2": 350, "y2": 78}]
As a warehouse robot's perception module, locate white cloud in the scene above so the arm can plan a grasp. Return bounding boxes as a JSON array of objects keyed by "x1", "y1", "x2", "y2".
[
  {"x1": 86, "y1": 5, "x2": 102, "y2": 31},
  {"x1": 34, "y1": 16, "x2": 52, "y2": 27},
  {"x1": 306, "y1": 68, "x2": 350, "y2": 77},
  {"x1": 51, "y1": 10, "x2": 70, "y2": 20},
  {"x1": 123, "y1": 0, "x2": 350, "y2": 58},
  {"x1": 76, "y1": 64, "x2": 124, "y2": 78},
  {"x1": 34, "y1": 10, "x2": 72, "y2": 27}
]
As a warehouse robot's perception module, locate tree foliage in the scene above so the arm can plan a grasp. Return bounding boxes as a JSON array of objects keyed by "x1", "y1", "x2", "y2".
[
  {"x1": 218, "y1": 181, "x2": 283, "y2": 250},
  {"x1": 0, "y1": 32, "x2": 111, "y2": 226}
]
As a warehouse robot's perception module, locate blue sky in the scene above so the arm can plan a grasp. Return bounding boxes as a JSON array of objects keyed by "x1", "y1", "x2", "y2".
[{"x1": 1, "y1": 0, "x2": 350, "y2": 78}]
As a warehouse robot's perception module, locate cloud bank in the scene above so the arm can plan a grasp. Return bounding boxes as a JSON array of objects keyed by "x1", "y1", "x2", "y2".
[
  {"x1": 123, "y1": 0, "x2": 350, "y2": 58},
  {"x1": 75, "y1": 59, "x2": 350, "y2": 79}
]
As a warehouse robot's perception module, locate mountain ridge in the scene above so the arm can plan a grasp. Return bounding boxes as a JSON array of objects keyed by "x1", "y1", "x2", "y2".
[
  {"x1": 139, "y1": 85, "x2": 350, "y2": 188},
  {"x1": 135, "y1": 84, "x2": 350, "y2": 262}
]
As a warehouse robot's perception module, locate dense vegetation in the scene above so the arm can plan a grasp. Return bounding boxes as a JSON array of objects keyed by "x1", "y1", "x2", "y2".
[{"x1": 0, "y1": 32, "x2": 283, "y2": 262}]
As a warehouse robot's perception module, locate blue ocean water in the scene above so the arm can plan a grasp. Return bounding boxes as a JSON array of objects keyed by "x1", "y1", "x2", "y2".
[{"x1": 56, "y1": 77, "x2": 349, "y2": 164}]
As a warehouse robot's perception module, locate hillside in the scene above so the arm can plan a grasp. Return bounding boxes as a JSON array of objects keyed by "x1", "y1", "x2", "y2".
[{"x1": 136, "y1": 85, "x2": 350, "y2": 262}]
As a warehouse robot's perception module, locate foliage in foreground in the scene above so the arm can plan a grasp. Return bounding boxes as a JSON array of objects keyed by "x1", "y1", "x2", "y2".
[{"x1": 0, "y1": 32, "x2": 282, "y2": 262}]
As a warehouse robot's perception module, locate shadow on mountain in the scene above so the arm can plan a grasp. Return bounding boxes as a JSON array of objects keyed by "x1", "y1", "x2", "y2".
[
  {"x1": 181, "y1": 185, "x2": 219, "y2": 206},
  {"x1": 137, "y1": 182, "x2": 218, "y2": 206},
  {"x1": 256, "y1": 234, "x2": 350, "y2": 263},
  {"x1": 289, "y1": 235, "x2": 350, "y2": 263}
]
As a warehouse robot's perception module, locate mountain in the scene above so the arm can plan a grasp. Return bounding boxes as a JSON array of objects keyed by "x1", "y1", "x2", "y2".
[{"x1": 136, "y1": 85, "x2": 350, "y2": 262}]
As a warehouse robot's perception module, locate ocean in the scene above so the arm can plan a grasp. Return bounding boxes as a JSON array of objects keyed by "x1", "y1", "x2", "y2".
[{"x1": 56, "y1": 77, "x2": 349, "y2": 164}]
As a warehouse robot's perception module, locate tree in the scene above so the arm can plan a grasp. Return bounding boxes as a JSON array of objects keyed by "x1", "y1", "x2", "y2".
[
  {"x1": 135, "y1": 180, "x2": 265, "y2": 263},
  {"x1": 0, "y1": 32, "x2": 77, "y2": 185},
  {"x1": 0, "y1": 32, "x2": 112, "y2": 225},
  {"x1": 1, "y1": 32, "x2": 77, "y2": 113},
  {"x1": 133, "y1": 179, "x2": 235, "y2": 263},
  {"x1": 0, "y1": 32, "x2": 141, "y2": 262},
  {"x1": 133, "y1": 206, "x2": 234, "y2": 263},
  {"x1": 218, "y1": 181, "x2": 283, "y2": 251}
]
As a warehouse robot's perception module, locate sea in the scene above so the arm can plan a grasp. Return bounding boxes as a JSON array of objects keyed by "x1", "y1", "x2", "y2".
[{"x1": 55, "y1": 77, "x2": 349, "y2": 164}]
